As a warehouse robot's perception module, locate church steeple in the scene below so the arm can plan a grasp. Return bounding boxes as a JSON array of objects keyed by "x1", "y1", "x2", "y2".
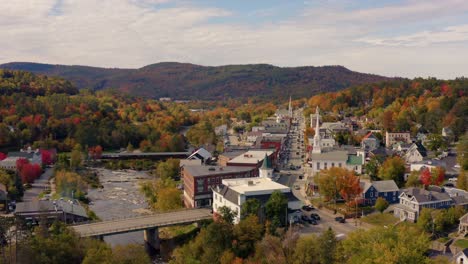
[
  {"x1": 288, "y1": 96, "x2": 292, "y2": 118},
  {"x1": 312, "y1": 106, "x2": 322, "y2": 154},
  {"x1": 259, "y1": 153, "x2": 273, "y2": 178}
]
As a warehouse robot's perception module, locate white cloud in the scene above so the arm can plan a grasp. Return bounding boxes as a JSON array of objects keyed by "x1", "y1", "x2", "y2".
[{"x1": 0, "y1": 0, "x2": 467, "y2": 79}]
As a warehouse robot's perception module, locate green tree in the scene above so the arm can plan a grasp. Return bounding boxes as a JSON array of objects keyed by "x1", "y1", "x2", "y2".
[
  {"x1": 375, "y1": 197, "x2": 389, "y2": 213},
  {"x1": 342, "y1": 225, "x2": 430, "y2": 264},
  {"x1": 82, "y1": 239, "x2": 113, "y2": 264},
  {"x1": 241, "y1": 198, "x2": 261, "y2": 219},
  {"x1": 406, "y1": 171, "x2": 422, "y2": 188},
  {"x1": 291, "y1": 234, "x2": 320, "y2": 264},
  {"x1": 425, "y1": 134, "x2": 447, "y2": 151},
  {"x1": 364, "y1": 156, "x2": 382, "y2": 180},
  {"x1": 265, "y1": 191, "x2": 288, "y2": 226},
  {"x1": 218, "y1": 206, "x2": 235, "y2": 225},
  {"x1": 70, "y1": 144, "x2": 83, "y2": 169},
  {"x1": 155, "y1": 158, "x2": 180, "y2": 181},
  {"x1": 378, "y1": 156, "x2": 406, "y2": 187},
  {"x1": 233, "y1": 215, "x2": 264, "y2": 258},
  {"x1": 417, "y1": 208, "x2": 434, "y2": 233},
  {"x1": 318, "y1": 227, "x2": 338, "y2": 264},
  {"x1": 457, "y1": 170, "x2": 468, "y2": 191},
  {"x1": 111, "y1": 244, "x2": 151, "y2": 264},
  {"x1": 457, "y1": 133, "x2": 468, "y2": 171}
]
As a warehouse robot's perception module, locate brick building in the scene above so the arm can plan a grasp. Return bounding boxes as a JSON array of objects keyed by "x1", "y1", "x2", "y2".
[{"x1": 182, "y1": 165, "x2": 257, "y2": 208}]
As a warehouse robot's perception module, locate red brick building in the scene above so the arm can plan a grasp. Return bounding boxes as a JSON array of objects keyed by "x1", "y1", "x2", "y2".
[{"x1": 182, "y1": 165, "x2": 257, "y2": 208}]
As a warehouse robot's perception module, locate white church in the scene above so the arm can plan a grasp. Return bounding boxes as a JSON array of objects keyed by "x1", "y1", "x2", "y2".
[{"x1": 309, "y1": 107, "x2": 365, "y2": 175}]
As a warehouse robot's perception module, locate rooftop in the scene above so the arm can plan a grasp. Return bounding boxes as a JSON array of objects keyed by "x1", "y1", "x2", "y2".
[
  {"x1": 222, "y1": 177, "x2": 290, "y2": 194},
  {"x1": 183, "y1": 165, "x2": 254, "y2": 177},
  {"x1": 229, "y1": 149, "x2": 275, "y2": 164},
  {"x1": 311, "y1": 150, "x2": 348, "y2": 161}
]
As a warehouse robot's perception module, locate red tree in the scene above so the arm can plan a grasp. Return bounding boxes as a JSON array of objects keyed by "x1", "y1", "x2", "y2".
[
  {"x1": 420, "y1": 168, "x2": 432, "y2": 187},
  {"x1": 0, "y1": 152, "x2": 6, "y2": 161},
  {"x1": 41, "y1": 150, "x2": 52, "y2": 165},
  {"x1": 432, "y1": 167, "x2": 445, "y2": 186}
]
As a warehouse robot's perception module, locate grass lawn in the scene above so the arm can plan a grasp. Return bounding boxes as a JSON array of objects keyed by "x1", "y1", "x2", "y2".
[
  {"x1": 361, "y1": 213, "x2": 399, "y2": 227},
  {"x1": 455, "y1": 239, "x2": 468, "y2": 249}
]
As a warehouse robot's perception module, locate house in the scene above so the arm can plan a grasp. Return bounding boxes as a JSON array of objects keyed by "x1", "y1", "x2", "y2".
[
  {"x1": 212, "y1": 177, "x2": 301, "y2": 224},
  {"x1": 361, "y1": 132, "x2": 380, "y2": 152},
  {"x1": 442, "y1": 127, "x2": 454, "y2": 138},
  {"x1": 453, "y1": 248, "x2": 468, "y2": 264},
  {"x1": 403, "y1": 142, "x2": 427, "y2": 163},
  {"x1": 385, "y1": 131, "x2": 411, "y2": 148},
  {"x1": 361, "y1": 180, "x2": 399, "y2": 206},
  {"x1": 182, "y1": 165, "x2": 257, "y2": 208},
  {"x1": 187, "y1": 148, "x2": 212, "y2": 164},
  {"x1": 15, "y1": 200, "x2": 89, "y2": 224},
  {"x1": 393, "y1": 187, "x2": 453, "y2": 222},
  {"x1": 458, "y1": 213, "x2": 468, "y2": 235}
]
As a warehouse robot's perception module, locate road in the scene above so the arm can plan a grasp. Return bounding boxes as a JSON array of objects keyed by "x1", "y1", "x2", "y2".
[
  {"x1": 276, "y1": 108, "x2": 368, "y2": 237},
  {"x1": 23, "y1": 168, "x2": 53, "y2": 202}
]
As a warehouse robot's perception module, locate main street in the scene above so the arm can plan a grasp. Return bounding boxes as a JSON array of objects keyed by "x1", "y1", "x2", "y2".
[{"x1": 276, "y1": 108, "x2": 369, "y2": 237}]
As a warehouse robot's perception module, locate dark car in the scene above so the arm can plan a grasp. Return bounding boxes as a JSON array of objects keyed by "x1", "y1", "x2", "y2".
[
  {"x1": 310, "y1": 213, "x2": 320, "y2": 220},
  {"x1": 302, "y1": 205, "x2": 314, "y2": 211},
  {"x1": 335, "y1": 216, "x2": 345, "y2": 223}
]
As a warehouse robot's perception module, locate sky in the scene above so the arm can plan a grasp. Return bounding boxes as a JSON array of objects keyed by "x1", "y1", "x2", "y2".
[{"x1": 1, "y1": 0, "x2": 468, "y2": 79}]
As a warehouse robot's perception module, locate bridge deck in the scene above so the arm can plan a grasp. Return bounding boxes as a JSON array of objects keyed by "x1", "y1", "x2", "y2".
[{"x1": 72, "y1": 208, "x2": 212, "y2": 237}]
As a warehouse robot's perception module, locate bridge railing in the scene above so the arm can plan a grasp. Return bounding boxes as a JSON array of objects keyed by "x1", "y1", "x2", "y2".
[
  {"x1": 69, "y1": 208, "x2": 212, "y2": 226},
  {"x1": 75, "y1": 215, "x2": 212, "y2": 237}
]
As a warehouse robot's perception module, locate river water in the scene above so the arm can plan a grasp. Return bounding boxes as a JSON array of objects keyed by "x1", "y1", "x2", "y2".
[{"x1": 87, "y1": 168, "x2": 152, "y2": 246}]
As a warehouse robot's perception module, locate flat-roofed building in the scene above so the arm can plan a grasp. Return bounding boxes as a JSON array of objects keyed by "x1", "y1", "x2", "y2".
[
  {"x1": 212, "y1": 177, "x2": 301, "y2": 224},
  {"x1": 227, "y1": 149, "x2": 276, "y2": 168},
  {"x1": 182, "y1": 165, "x2": 257, "y2": 208}
]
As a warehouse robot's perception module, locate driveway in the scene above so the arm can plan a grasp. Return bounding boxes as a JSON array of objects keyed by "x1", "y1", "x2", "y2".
[{"x1": 23, "y1": 168, "x2": 53, "y2": 202}]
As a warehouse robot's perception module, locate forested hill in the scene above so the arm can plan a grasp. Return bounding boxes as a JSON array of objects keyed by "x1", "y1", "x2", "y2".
[{"x1": 0, "y1": 62, "x2": 393, "y2": 100}]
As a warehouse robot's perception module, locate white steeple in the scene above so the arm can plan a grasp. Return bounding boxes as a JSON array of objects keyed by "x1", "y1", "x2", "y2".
[
  {"x1": 288, "y1": 96, "x2": 292, "y2": 118},
  {"x1": 259, "y1": 153, "x2": 273, "y2": 179},
  {"x1": 312, "y1": 106, "x2": 322, "y2": 154}
]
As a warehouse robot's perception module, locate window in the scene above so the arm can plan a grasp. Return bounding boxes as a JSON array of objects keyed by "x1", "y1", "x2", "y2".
[
  {"x1": 324, "y1": 162, "x2": 328, "y2": 169},
  {"x1": 331, "y1": 163, "x2": 335, "y2": 167},
  {"x1": 214, "y1": 194, "x2": 217, "y2": 199},
  {"x1": 384, "y1": 192, "x2": 387, "y2": 197},
  {"x1": 370, "y1": 192, "x2": 373, "y2": 197},
  {"x1": 317, "y1": 163, "x2": 320, "y2": 170},
  {"x1": 338, "y1": 163, "x2": 342, "y2": 168}
]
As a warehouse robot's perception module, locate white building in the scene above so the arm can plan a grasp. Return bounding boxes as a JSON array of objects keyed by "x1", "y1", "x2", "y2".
[
  {"x1": 212, "y1": 173, "x2": 301, "y2": 224},
  {"x1": 308, "y1": 106, "x2": 364, "y2": 175}
]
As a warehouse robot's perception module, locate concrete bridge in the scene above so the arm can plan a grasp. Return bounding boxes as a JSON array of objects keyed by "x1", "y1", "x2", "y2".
[
  {"x1": 100, "y1": 151, "x2": 191, "y2": 160},
  {"x1": 71, "y1": 208, "x2": 212, "y2": 250}
]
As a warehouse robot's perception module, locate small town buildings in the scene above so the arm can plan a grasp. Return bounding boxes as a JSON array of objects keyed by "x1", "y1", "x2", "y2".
[
  {"x1": 403, "y1": 142, "x2": 427, "y2": 163},
  {"x1": 309, "y1": 107, "x2": 364, "y2": 174},
  {"x1": 393, "y1": 187, "x2": 454, "y2": 222},
  {"x1": 259, "y1": 136, "x2": 285, "y2": 152},
  {"x1": 218, "y1": 150, "x2": 248, "y2": 167},
  {"x1": 212, "y1": 177, "x2": 301, "y2": 224},
  {"x1": 361, "y1": 132, "x2": 380, "y2": 152},
  {"x1": 360, "y1": 180, "x2": 399, "y2": 206},
  {"x1": 15, "y1": 200, "x2": 89, "y2": 224},
  {"x1": 385, "y1": 131, "x2": 411, "y2": 148},
  {"x1": 182, "y1": 165, "x2": 257, "y2": 208}
]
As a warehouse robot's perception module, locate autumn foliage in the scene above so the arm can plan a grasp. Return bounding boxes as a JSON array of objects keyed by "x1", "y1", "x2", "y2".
[
  {"x1": 0, "y1": 152, "x2": 6, "y2": 161},
  {"x1": 16, "y1": 158, "x2": 42, "y2": 183},
  {"x1": 420, "y1": 167, "x2": 445, "y2": 187}
]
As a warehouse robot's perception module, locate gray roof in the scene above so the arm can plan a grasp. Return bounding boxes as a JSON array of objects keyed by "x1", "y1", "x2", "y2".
[
  {"x1": 311, "y1": 150, "x2": 348, "y2": 161},
  {"x1": 400, "y1": 187, "x2": 452, "y2": 203},
  {"x1": 184, "y1": 165, "x2": 254, "y2": 177},
  {"x1": 220, "y1": 150, "x2": 248, "y2": 159},
  {"x1": 215, "y1": 184, "x2": 299, "y2": 206},
  {"x1": 15, "y1": 200, "x2": 88, "y2": 218},
  {"x1": 372, "y1": 180, "x2": 399, "y2": 193}
]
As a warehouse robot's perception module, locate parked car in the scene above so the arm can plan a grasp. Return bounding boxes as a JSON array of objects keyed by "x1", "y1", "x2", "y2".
[
  {"x1": 302, "y1": 205, "x2": 314, "y2": 211},
  {"x1": 310, "y1": 213, "x2": 320, "y2": 220},
  {"x1": 335, "y1": 216, "x2": 345, "y2": 223},
  {"x1": 310, "y1": 219, "x2": 318, "y2": 225}
]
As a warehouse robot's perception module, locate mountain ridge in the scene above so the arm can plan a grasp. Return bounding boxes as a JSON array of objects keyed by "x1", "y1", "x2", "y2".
[{"x1": 0, "y1": 61, "x2": 396, "y2": 100}]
